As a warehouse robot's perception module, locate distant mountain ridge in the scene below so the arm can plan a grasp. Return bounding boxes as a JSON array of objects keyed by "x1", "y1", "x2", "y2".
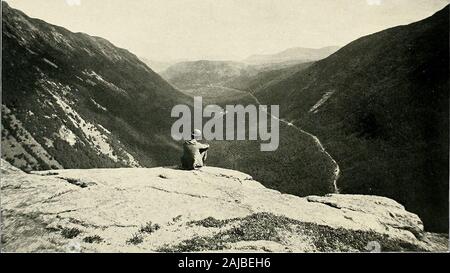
[
  {"x1": 160, "y1": 46, "x2": 339, "y2": 92},
  {"x1": 161, "y1": 58, "x2": 315, "y2": 91},
  {"x1": 244, "y1": 46, "x2": 340, "y2": 65},
  {"x1": 138, "y1": 57, "x2": 176, "y2": 73},
  {"x1": 161, "y1": 60, "x2": 258, "y2": 90}
]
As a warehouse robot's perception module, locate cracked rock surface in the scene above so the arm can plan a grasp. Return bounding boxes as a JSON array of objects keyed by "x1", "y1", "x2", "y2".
[{"x1": 1, "y1": 160, "x2": 447, "y2": 252}]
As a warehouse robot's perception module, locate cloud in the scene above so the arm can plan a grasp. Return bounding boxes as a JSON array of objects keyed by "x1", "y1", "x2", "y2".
[
  {"x1": 65, "y1": 0, "x2": 81, "y2": 6},
  {"x1": 367, "y1": 0, "x2": 382, "y2": 5}
]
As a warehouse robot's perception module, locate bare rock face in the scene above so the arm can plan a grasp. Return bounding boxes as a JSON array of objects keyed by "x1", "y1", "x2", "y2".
[{"x1": 1, "y1": 160, "x2": 447, "y2": 252}]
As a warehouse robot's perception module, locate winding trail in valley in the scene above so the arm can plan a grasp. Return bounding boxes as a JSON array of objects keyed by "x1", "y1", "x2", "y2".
[{"x1": 205, "y1": 85, "x2": 341, "y2": 193}]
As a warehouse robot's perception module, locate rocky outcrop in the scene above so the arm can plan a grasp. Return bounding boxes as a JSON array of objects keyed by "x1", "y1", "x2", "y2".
[{"x1": 1, "y1": 160, "x2": 447, "y2": 252}]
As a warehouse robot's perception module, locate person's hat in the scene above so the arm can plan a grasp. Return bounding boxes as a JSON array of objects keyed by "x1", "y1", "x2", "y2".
[{"x1": 192, "y1": 129, "x2": 202, "y2": 138}]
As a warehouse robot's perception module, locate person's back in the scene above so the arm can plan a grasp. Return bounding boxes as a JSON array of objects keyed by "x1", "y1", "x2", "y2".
[{"x1": 181, "y1": 129, "x2": 209, "y2": 170}]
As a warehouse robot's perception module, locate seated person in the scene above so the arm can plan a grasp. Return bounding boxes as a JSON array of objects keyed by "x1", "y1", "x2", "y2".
[{"x1": 181, "y1": 129, "x2": 209, "y2": 170}]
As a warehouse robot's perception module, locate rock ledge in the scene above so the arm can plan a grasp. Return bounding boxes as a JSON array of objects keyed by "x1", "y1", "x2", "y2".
[{"x1": 1, "y1": 160, "x2": 447, "y2": 252}]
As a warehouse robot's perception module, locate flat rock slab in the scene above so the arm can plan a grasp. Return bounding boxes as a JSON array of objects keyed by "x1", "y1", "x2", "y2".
[{"x1": 1, "y1": 160, "x2": 447, "y2": 252}]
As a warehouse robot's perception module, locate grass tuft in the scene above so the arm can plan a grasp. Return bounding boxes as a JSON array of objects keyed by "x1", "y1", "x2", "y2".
[
  {"x1": 83, "y1": 235, "x2": 103, "y2": 244},
  {"x1": 157, "y1": 212, "x2": 426, "y2": 252},
  {"x1": 139, "y1": 222, "x2": 161, "y2": 234},
  {"x1": 126, "y1": 233, "x2": 144, "y2": 245},
  {"x1": 61, "y1": 227, "x2": 81, "y2": 239},
  {"x1": 188, "y1": 217, "x2": 228, "y2": 228}
]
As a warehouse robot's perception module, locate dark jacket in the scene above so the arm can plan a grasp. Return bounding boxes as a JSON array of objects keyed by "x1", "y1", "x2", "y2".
[{"x1": 181, "y1": 139, "x2": 209, "y2": 169}]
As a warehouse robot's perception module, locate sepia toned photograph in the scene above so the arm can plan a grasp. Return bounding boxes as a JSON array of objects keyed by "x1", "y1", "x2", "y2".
[{"x1": 0, "y1": 0, "x2": 449, "y2": 257}]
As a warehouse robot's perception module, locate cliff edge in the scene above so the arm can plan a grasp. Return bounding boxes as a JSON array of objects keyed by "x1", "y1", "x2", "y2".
[{"x1": 1, "y1": 160, "x2": 447, "y2": 252}]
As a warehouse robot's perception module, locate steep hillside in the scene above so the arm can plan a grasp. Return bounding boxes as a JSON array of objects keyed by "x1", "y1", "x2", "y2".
[
  {"x1": 2, "y1": 160, "x2": 447, "y2": 252},
  {"x1": 1, "y1": 2, "x2": 191, "y2": 171},
  {"x1": 252, "y1": 6, "x2": 449, "y2": 232},
  {"x1": 244, "y1": 46, "x2": 339, "y2": 65}
]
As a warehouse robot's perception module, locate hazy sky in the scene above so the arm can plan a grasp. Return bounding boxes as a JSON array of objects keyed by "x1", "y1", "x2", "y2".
[{"x1": 5, "y1": 0, "x2": 450, "y2": 61}]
